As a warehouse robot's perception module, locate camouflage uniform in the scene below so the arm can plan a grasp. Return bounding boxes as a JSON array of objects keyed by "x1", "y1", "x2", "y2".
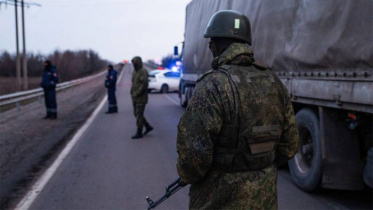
[
  {"x1": 177, "y1": 43, "x2": 299, "y2": 210},
  {"x1": 131, "y1": 56, "x2": 149, "y2": 129}
]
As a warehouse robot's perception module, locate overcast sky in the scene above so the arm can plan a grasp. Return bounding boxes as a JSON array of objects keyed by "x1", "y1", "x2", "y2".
[{"x1": 0, "y1": 0, "x2": 191, "y2": 63}]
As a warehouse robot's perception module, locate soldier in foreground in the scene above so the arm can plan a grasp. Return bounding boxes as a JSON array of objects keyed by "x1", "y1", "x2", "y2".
[
  {"x1": 177, "y1": 10, "x2": 299, "y2": 209},
  {"x1": 40, "y1": 60, "x2": 59, "y2": 120},
  {"x1": 131, "y1": 56, "x2": 153, "y2": 139},
  {"x1": 105, "y1": 65, "x2": 118, "y2": 114}
]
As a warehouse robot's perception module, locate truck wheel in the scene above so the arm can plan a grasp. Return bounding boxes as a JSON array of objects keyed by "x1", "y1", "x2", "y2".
[
  {"x1": 289, "y1": 108, "x2": 322, "y2": 191},
  {"x1": 364, "y1": 147, "x2": 373, "y2": 188},
  {"x1": 183, "y1": 87, "x2": 194, "y2": 107},
  {"x1": 160, "y1": 84, "x2": 168, "y2": 93},
  {"x1": 180, "y1": 92, "x2": 188, "y2": 108},
  {"x1": 179, "y1": 82, "x2": 188, "y2": 108}
]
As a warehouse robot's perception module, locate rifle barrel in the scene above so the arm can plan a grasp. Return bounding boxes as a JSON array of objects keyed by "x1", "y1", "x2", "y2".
[{"x1": 146, "y1": 178, "x2": 186, "y2": 210}]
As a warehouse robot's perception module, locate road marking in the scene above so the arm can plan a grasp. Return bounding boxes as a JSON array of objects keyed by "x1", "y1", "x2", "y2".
[
  {"x1": 15, "y1": 68, "x2": 125, "y2": 210},
  {"x1": 163, "y1": 94, "x2": 179, "y2": 106},
  {"x1": 117, "y1": 65, "x2": 125, "y2": 85},
  {"x1": 15, "y1": 96, "x2": 107, "y2": 210}
]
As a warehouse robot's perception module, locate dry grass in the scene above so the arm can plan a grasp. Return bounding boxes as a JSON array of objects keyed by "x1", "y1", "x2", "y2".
[{"x1": 0, "y1": 77, "x2": 41, "y2": 95}]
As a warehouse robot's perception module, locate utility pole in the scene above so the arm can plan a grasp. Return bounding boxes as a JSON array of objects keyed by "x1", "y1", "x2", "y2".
[
  {"x1": 4, "y1": 0, "x2": 41, "y2": 90},
  {"x1": 14, "y1": 0, "x2": 22, "y2": 91},
  {"x1": 21, "y1": 0, "x2": 28, "y2": 90}
]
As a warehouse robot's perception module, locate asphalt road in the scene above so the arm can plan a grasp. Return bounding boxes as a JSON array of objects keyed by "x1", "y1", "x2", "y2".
[
  {"x1": 0, "y1": 69, "x2": 111, "y2": 209},
  {"x1": 22, "y1": 65, "x2": 372, "y2": 210}
]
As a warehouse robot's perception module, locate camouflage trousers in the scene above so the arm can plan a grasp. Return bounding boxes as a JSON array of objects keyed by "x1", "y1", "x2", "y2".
[
  {"x1": 133, "y1": 103, "x2": 149, "y2": 130},
  {"x1": 189, "y1": 165, "x2": 278, "y2": 210}
]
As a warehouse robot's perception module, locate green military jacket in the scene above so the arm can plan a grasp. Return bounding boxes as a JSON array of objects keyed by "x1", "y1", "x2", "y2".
[
  {"x1": 177, "y1": 43, "x2": 299, "y2": 210},
  {"x1": 131, "y1": 56, "x2": 148, "y2": 104}
]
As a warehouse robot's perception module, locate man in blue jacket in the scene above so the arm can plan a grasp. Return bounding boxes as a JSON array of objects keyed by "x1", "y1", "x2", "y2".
[
  {"x1": 40, "y1": 60, "x2": 58, "y2": 119},
  {"x1": 105, "y1": 65, "x2": 118, "y2": 114}
]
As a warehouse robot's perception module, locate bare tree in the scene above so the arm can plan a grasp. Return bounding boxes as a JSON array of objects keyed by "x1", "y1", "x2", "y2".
[{"x1": 0, "y1": 49, "x2": 110, "y2": 82}]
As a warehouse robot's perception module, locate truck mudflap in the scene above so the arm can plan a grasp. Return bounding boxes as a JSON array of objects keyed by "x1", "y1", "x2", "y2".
[
  {"x1": 179, "y1": 79, "x2": 195, "y2": 108},
  {"x1": 319, "y1": 107, "x2": 365, "y2": 190},
  {"x1": 364, "y1": 148, "x2": 373, "y2": 188}
]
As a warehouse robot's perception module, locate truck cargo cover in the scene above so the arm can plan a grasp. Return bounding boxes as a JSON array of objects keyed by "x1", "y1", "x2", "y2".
[{"x1": 184, "y1": 0, "x2": 373, "y2": 74}]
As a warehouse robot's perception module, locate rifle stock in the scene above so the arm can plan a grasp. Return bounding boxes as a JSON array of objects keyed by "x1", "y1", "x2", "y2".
[{"x1": 145, "y1": 177, "x2": 187, "y2": 210}]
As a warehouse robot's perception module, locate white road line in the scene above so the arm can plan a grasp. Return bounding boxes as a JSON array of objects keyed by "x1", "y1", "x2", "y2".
[
  {"x1": 163, "y1": 94, "x2": 180, "y2": 106},
  {"x1": 15, "y1": 96, "x2": 107, "y2": 210},
  {"x1": 15, "y1": 69, "x2": 125, "y2": 210},
  {"x1": 117, "y1": 65, "x2": 126, "y2": 85}
]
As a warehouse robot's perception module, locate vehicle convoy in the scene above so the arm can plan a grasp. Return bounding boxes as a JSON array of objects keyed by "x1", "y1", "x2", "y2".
[
  {"x1": 177, "y1": 0, "x2": 373, "y2": 191},
  {"x1": 148, "y1": 70, "x2": 180, "y2": 93}
]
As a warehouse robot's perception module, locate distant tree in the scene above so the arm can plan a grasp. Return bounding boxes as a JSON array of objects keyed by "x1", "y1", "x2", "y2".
[
  {"x1": 147, "y1": 59, "x2": 157, "y2": 66},
  {"x1": 26, "y1": 53, "x2": 45, "y2": 77},
  {"x1": 0, "y1": 50, "x2": 110, "y2": 82},
  {"x1": 0, "y1": 51, "x2": 16, "y2": 77},
  {"x1": 161, "y1": 54, "x2": 179, "y2": 69}
]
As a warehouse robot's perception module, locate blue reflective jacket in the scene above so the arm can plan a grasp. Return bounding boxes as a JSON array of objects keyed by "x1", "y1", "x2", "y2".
[
  {"x1": 105, "y1": 69, "x2": 117, "y2": 89},
  {"x1": 41, "y1": 66, "x2": 59, "y2": 89}
]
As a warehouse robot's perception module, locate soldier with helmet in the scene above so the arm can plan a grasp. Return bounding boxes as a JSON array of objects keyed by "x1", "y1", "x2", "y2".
[{"x1": 176, "y1": 10, "x2": 299, "y2": 209}]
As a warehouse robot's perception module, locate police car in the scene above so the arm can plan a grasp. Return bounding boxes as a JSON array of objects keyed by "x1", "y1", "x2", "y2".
[{"x1": 148, "y1": 70, "x2": 180, "y2": 93}]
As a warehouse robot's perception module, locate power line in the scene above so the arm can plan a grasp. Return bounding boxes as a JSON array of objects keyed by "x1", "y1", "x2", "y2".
[
  {"x1": 1, "y1": 0, "x2": 189, "y2": 8},
  {"x1": 0, "y1": 0, "x2": 41, "y2": 7}
]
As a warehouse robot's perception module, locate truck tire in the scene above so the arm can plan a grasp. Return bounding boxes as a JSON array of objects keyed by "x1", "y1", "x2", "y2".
[
  {"x1": 180, "y1": 91, "x2": 188, "y2": 108},
  {"x1": 180, "y1": 86, "x2": 194, "y2": 108},
  {"x1": 179, "y1": 82, "x2": 188, "y2": 108},
  {"x1": 289, "y1": 108, "x2": 322, "y2": 192},
  {"x1": 364, "y1": 147, "x2": 373, "y2": 188},
  {"x1": 185, "y1": 87, "x2": 193, "y2": 105}
]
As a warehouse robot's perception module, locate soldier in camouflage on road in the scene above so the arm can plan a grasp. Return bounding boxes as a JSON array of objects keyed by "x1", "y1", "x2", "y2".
[
  {"x1": 177, "y1": 10, "x2": 299, "y2": 209},
  {"x1": 131, "y1": 56, "x2": 154, "y2": 139}
]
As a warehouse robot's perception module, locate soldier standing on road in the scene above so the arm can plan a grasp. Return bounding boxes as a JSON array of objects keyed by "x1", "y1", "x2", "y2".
[
  {"x1": 177, "y1": 10, "x2": 299, "y2": 209},
  {"x1": 130, "y1": 56, "x2": 153, "y2": 139},
  {"x1": 105, "y1": 65, "x2": 118, "y2": 114},
  {"x1": 40, "y1": 60, "x2": 59, "y2": 120}
]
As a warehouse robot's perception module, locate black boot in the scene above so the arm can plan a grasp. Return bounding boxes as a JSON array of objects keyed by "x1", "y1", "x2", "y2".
[
  {"x1": 105, "y1": 107, "x2": 113, "y2": 114},
  {"x1": 50, "y1": 112, "x2": 57, "y2": 120},
  {"x1": 43, "y1": 112, "x2": 51, "y2": 119},
  {"x1": 132, "y1": 129, "x2": 143, "y2": 139},
  {"x1": 144, "y1": 124, "x2": 154, "y2": 135}
]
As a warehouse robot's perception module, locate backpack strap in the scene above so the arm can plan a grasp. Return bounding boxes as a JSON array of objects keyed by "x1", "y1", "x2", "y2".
[
  {"x1": 216, "y1": 65, "x2": 240, "y2": 127},
  {"x1": 197, "y1": 70, "x2": 214, "y2": 82}
]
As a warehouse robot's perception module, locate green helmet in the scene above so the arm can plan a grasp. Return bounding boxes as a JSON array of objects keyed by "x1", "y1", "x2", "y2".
[{"x1": 204, "y1": 10, "x2": 252, "y2": 46}]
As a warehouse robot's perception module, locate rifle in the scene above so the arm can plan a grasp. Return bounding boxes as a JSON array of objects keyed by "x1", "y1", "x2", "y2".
[{"x1": 145, "y1": 177, "x2": 187, "y2": 210}]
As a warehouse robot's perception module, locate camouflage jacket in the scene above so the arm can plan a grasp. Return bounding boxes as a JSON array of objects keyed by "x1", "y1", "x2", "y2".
[
  {"x1": 177, "y1": 43, "x2": 298, "y2": 210},
  {"x1": 131, "y1": 56, "x2": 148, "y2": 104}
]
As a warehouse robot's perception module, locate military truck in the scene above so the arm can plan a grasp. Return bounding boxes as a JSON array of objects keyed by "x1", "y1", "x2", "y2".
[{"x1": 177, "y1": 0, "x2": 373, "y2": 191}]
